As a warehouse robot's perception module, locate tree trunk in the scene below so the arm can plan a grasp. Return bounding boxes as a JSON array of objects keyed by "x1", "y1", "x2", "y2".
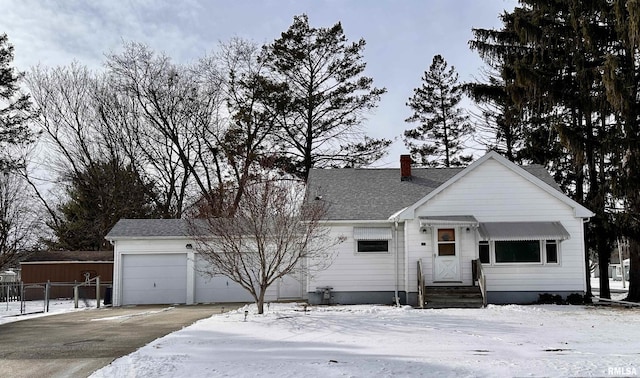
[
  {"x1": 598, "y1": 237, "x2": 611, "y2": 299},
  {"x1": 626, "y1": 238, "x2": 640, "y2": 302},
  {"x1": 256, "y1": 289, "x2": 266, "y2": 314},
  {"x1": 584, "y1": 232, "x2": 593, "y2": 302}
]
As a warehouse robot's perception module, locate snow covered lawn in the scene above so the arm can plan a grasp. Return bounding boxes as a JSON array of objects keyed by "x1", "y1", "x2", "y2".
[
  {"x1": 91, "y1": 303, "x2": 640, "y2": 378},
  {"x1": 0, "y1": 299, "x2": 98, "y2": 325}
]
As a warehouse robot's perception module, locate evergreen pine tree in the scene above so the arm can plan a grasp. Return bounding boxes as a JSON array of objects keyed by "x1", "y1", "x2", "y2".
[
  {"x1": 48, "y1": 160, "x2": 158, "y2": 251},
  {"x1": 0, "y1": 34, "x2": 34, "y2": 172},
  {"x1": 404, "y1": 55, "x2": 473, "y2": 167},
  {"x1": 261, "y1": 14, "x2": 390, "y2": 180}
]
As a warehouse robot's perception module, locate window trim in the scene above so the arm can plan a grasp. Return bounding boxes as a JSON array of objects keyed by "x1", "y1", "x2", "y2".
[
  {"x1": 479, "y1": 241, "x2": 490, "y2": 264},
  {"x1": 479, "y1": 240, "x2": 562, "y2": 266},
  {"x1": 494, "y1": 240, "x2": 542, "y2": 264},
  {"x1": 544, "y1": 240, "x2": 560, "y2": 264},
  {"x1": 356, "y1": 239, "x2": 390, "y2": 254},
  {"x1": 437, "y1": 228, "x2": 456, "y2": 257}
]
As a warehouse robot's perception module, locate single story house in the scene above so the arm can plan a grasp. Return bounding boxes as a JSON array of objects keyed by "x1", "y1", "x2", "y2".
[
  {"x1": 106, "y1": 151, "x2": 593, "y2": 307},
  {"x1": 305, "y1": 151, "x2": 593, "y2": 306}
]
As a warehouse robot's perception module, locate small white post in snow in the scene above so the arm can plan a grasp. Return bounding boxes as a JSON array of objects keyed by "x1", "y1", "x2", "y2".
[
  {"x1": 96, "y1": 276, "x2": 100, "y2": 309},
  {"x1": 617, "y1": 239, "x2": 626, "y2": 289},
  {"x1": 45, "y1": 281, "x2": 50, "y2": 313}
]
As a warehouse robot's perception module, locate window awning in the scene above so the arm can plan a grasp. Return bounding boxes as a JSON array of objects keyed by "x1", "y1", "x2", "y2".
[
  {"x1": 353, "y1": 227, "x2": 393, "y2": 240},
  {"x1": 478, "y1": 222, "x2": 570, "y2": 241},
  {"x1": 419, "y1": 215, "x2": 479, "y2": 226}
]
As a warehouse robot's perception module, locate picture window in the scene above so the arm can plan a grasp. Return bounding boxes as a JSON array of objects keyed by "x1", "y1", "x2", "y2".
[{"x1": 495, "y1": 240, "x2": 541, "y2": 263}]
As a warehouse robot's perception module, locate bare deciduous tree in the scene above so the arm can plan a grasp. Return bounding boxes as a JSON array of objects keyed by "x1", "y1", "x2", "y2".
[
  {"x1": 190, "y1": 179, "x2": 343, "y2": 314},
  {"x1": 0, "y1": 172, "x2": 43, "y2": 269},
  {"x1": 211, "y1": 38, "x2": 290, "y2": 214},
  {"x1": 105, "y1": 42, "x2": 226, "y2": 217},
  {"x1": 25, "y1": 63, "x2": 161, "y2": 248}
]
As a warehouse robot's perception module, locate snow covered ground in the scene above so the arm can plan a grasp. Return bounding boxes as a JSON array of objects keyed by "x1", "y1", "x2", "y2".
[
  {"x1": 0, "y1": 298, "x2": 98, "y2": 325},
  {"x1": 90, "y1": 302, "x2": 640, "y2": 378},
  {"x1": 591, "y1": 277, "x2": 630, "y2": 301},
  {"x1": 3, "y1": 281, "x2": 638, "y2": 377}
]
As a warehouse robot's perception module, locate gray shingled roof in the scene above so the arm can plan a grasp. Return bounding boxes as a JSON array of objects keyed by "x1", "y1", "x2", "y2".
[
  {"x1": 21, "y1": 250, "x2": 114, "y2": 262},
  {"x1": 106, "y1": 163, "x2": 563, "y2": 238},
  {"x1": 306, "y1": 165, "x2": 562, "y2": 221},
  {"x1": 106, "y1": 219, "x2": 191, "y2": 239}
]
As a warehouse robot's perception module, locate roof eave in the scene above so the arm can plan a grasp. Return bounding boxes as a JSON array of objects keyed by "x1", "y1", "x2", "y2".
[{"x1": 106, "y1": 235, "x2": 192, "y2": 241}]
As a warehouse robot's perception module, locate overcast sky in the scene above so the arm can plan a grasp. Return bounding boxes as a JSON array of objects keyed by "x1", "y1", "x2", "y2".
[{"x1": 1, "y1": 0, "x2": 517, "y2": 167}]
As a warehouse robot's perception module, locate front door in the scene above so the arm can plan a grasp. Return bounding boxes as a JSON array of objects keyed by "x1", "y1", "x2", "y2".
[{"x1": 433, "y1": 228, "x2": 460, "y2": 282}]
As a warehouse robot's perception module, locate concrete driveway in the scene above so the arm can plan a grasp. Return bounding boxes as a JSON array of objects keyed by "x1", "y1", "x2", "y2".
[{"x1": 0, "y1": 304, "x2": 244, "y2": 378}]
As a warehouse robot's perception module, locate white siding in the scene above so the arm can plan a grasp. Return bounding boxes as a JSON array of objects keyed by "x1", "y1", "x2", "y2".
[
  {"x1": 409, "y1": 158, "x2": 586, "y2": 293},
  {"x1": 113, "y1": 238, "x2": 300, "y2": 306},
  {"x1": 308, "y1": 223, "x2": 405, "y2": 293}
]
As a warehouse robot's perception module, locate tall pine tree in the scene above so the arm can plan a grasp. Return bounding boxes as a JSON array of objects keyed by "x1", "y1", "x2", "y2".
[
  {"x1": 0, "y1": 34, "x2": 34, "y2": 172},
  {"x1": 602, "y1": 0, "x2": 640, "y2": 302},
  {"x1": 470, "y1": 0, "x2": 620, "y2": 299},
  {"x1": 404, "y1": 55, "x2": 473, "y2": 167},
  {"x1": 261, "y1": 14, "x2": 390, "y2": 180}
]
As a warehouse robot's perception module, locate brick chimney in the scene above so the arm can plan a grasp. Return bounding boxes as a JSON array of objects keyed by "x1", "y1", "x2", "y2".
[{"x1": 400, "y1": 155, "x2": 412, "y2": 181}]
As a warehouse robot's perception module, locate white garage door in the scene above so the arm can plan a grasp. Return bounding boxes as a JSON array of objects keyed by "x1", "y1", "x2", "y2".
[
  {"x1": 195, "y1": 256, "x2": 254, "y2": 303},
  {"x1": 278, "y1": 272, "x2": 303, "y2": 299},
  {"x1": 122, "y1": 254, "x2": 187, "y2": 305}
]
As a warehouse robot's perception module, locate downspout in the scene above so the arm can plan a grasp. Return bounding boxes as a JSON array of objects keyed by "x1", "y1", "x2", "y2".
[{"x1": 394, "y1": 219, "x2": 400, "y2": 306}]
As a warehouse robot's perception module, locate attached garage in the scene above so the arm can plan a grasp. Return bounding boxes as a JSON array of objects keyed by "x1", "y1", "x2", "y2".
[
  {"x1": 106, "y1": 219, "x2": 306, "y2": 306},
  {"x1": 194, "y1": 255, "x2": 253, "y2": 303},
  {"x1": 121, "y1": 254, "x2": 187, "y2": 305},
  {"x1": 195, "y1": 274, "x2": 254, "y2": 303}
]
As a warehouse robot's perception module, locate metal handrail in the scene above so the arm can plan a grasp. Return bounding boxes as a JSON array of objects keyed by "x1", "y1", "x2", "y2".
[
  {"x1": 417, "y1": 259, "x2": 425, "y2": 309},
  {"x1": 474, "y1": 259, "x2": 487, "y2": 307},
  {"x1": 74, "y1": 276, "x2": 102, "y2": 309}
]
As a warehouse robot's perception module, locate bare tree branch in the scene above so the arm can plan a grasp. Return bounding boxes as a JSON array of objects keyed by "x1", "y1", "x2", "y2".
[{"x1": 189, "y1": 179, "x2": 344, "y2": 314}]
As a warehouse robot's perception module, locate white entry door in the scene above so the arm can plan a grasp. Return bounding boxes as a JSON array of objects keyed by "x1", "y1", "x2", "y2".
[{"x1": 433, "y1": 228, "x2": 460, "y2": 282}]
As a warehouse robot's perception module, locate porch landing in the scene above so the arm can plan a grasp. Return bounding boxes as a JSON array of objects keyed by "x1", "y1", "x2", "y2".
[{"x1": 423, "y1": 286, "x2": 484, "y2": 309}]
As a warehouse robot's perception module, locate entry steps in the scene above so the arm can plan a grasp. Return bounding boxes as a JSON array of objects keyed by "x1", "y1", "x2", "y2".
[{"x1": 423, "y1": 286, "x2": 484, "y2": 309}]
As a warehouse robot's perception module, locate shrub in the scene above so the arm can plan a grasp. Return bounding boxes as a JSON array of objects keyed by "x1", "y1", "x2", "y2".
[
  {"x1": 566, "y1": 293, "x2": 585, "y2": 305},
  {"x1": 537, "y1": 293, "x2": 564, "y2": 305}
]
